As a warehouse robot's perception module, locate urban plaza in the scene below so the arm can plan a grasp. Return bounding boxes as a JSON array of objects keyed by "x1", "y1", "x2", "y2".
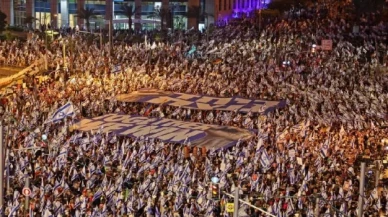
[{"x1": 0, "y1": 0, "x2": 388, "y2": 216}]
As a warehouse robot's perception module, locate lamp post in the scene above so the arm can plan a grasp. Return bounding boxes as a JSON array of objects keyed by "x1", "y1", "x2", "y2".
[
  {"x1": 211, "y1": 177, "x2": 221, "y2": 216},
  {"x1": 211, "y1": 177, "x2": 220, "y2": 200},
  {"x1": 358, "y1": 162, "x2": 366, "y2": 217},
  {"x1": 259, "y1": 1, "x2": 262, "y2": 32},
  {"x1": 62, "y1": 40, "x2": 67, "y2": 70},
  {"x1": 61, "y1": 39, "x2": 69, "y2": 88},
  {"x1": 0, "y1": 125, "x2": 4, "y2": 215},
  {"x1": 51, "y1": 14, "x2": 58, "y2": 29},
  {"x1": 233, "y1": 187, "x2": 239, "y2": 217}
]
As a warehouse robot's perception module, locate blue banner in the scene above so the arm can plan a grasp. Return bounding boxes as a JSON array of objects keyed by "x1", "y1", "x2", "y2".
[
  {"x1": 74, "y1": 114, "x2": 253, "y2": 150},
  {"x1": 116, "y1": 89, "x2": 286, "y2": 114}
]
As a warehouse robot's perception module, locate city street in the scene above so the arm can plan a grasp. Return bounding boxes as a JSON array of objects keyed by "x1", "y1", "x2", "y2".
[{"x1": 0, "y1": 66, "x2": 23, "y2": 78}]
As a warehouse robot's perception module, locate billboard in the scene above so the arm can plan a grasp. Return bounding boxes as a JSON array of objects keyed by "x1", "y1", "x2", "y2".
[
  {"x1": 73, "y1": 113, "x2": 253, "y2": 150},
  {"x1": 321, "y1": 40, "x2": 333, "y2": 51},
  {"x1": 116, "y1": 89, "x2": 286, "y2": 114}
]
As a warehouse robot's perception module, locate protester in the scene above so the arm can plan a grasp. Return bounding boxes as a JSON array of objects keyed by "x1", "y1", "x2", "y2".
[{"x1": 1, "y1": 0, "x2": 388, "y2": 216}]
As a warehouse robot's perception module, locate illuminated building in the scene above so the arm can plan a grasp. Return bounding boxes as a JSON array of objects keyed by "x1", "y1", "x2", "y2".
[{"x1": 0, "y1": 0, "x2": 268, "y2": 30}]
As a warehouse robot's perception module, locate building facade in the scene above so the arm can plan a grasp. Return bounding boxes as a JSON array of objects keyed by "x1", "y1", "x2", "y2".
[{"x1": 0, "y1": 0, "x2": 267, "y2": 30}]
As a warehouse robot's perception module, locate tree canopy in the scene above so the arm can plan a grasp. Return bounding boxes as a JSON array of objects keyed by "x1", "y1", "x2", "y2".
[
  {"x1": 76, "y1": 7, "x2": 98, "y2": 31},
  {"x1": 0, "y1": 10, "x2": 7, "y2": 32},
  {"x1": 119, "y1": 4, "x2": 141, "y2": 32},
  {"x1": 353, "y1": 0, "x2": 385, "y2": 14},
  {"x1": 149, "y1": 7, "x2": 170, "y2": 30},
  {"x1": 24, "y1": 16, "x2": 37, "y2": 27},
  {"x1": 267, "y1": 0, "x2": 309, "y2": 13}
]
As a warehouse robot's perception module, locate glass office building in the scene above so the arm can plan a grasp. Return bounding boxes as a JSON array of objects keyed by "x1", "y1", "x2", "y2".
[
  {"x1": 4, "y1": 0, "x2": 199, "y2": 30},
  {"x1": 0, "y1": 0, "x2": 265, "y2": 30}
]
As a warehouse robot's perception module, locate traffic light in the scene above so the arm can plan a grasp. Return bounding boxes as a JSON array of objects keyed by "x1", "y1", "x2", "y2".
[{"x1": 212, "y1": 183, "x2": 219, "y2": 200}]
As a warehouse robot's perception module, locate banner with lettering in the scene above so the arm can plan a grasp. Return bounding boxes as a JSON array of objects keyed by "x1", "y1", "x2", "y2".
[
  {"x1": 116, "y1": 89, "x2": 286, "y2": 114},
  {"x1": 73, "y1": 113, "x2": 253, "y2": 150}
]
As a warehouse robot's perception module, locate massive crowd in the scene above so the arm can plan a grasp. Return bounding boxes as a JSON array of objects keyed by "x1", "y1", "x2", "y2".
[{"x1": 1, "y1": 0, "x2": 388, "y2": 216}]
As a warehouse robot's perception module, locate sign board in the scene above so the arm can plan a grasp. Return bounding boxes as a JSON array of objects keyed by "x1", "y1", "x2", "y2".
[
  {"x1": 117, "y1": 89, "x2": 286, "y2": 114},
  {"x1": 226, "y1": 203, "x2": 234, "y2": 213},
  {"x1": 353, "y1": 25, "x2": 359, "y2": 34},
  {"x1": 321, "y1": 40, "x2": 333, "y2": 51},
  {"x1": 22, "y1": 187, "x2": 31, "y2": 197},
  {"x1": 73, "y1": 113, "x2": 253, "y2": 150}
]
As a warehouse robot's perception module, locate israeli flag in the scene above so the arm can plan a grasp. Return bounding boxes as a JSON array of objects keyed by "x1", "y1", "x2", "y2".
[
  {"x1": 9, "y1": 200, "x2": 20, "y2": 217},
  {"x1": 111, "y1": 65, "x2": 122, "y2": 74},
  {"x1": 320, "y1": 144, "x2": 329, "y2": 158},
  {"x1": 286, "y1": 199, "x2": 295, "y2": 215},
  {"x1": 260, "y1": 150, "x2": 271, "y2": 171},
  {"x1": 45, "y1": 102, "x2": 75, "y2": 123},
  {"x1": 92, "y1": 189, "x2": 103, "y2": 202}
]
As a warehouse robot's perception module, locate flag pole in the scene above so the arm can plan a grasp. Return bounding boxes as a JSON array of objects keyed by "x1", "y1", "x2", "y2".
[
  {"x1": 357, "y1": 162, "x2": 366, "y2": 217},
  {"x1": 6, "y1": 147, "x2": 10, "y2": 197},
  {"x1": 0, "y1": 125, "x2": 4, "y2": 215},
  {"x1": 375, "y1": 160, "x2": 380, "y2": 188}
]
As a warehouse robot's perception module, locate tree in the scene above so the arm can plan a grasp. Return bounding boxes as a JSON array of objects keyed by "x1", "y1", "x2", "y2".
[
  {"x1": 0, "y1": 10, "x2": 6, "y2": 33},
  {"x1": 149, "y1": 7, "x2": 169, "y2": 30},
  {"x1": 353, "y1": 0, "x2": 385, "y2": 15},
  {"x1": 187, "y1": 5, "x2": 201, "y2": 30},
  {"x1": 119, "y1": 4, "x2": 140, "y2": 33},
  {"x1": 24, "y1": 16, "x2": 37, "y2": 29},
  {"x1": 200, "y1": 11, "x2": 214, "y2": 28},
  {"x1": 267, "y1": 0, "x2": 309, "y2": 14},
  {"x1": 147, "y1": 11, "x2": 158, "y2": 29},
  {"x1": 174, "y1": 16, "x2": 185, "y2": 30},
  {"x1": 76, "y1": 7, "x2": 98, "y2": 32}
]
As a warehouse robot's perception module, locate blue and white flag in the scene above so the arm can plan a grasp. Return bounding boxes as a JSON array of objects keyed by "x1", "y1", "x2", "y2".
[
  {"x1": 92, "y1": 189, "x2": 103, "y2": 202},
  {"x1": 260, "y1": 150, "x2": 272, "y2": 171},
  {"x1": 286, "y1": 199, "x2": 295, "y2": 216},
  {"x1": 256, "y1": 137, "x2": 264, "y2": 154},
  {"x1": 42, "y1": 208, "x2": 53, "y2": 217},
  {"x1": 307, "y1": 206, "x2": 315, "y2": 217},
  {"x1": 8, "y1": 200, "x2": 20, "y2": 217},
  {"x1": 320, "y1": 142, "x2": 329, "y2": 158},
  {"x1": 111, "y1": 65, "x2": 122, "y2": 73},
  {"x1": 45, "y1": 102, "x2": 75, "y2": 123}
]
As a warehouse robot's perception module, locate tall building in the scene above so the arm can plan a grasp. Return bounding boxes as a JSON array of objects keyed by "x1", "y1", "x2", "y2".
[{"x1": 0, "y1": 0, "x2": 266, "y2": 30}]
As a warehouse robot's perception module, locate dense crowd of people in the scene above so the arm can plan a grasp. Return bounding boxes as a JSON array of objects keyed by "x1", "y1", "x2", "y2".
[{"x1": 1, "y1": 0, "x2": 388, "y2": 216}]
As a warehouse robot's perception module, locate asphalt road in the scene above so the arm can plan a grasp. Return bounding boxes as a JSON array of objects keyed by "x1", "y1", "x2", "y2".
[{"x1": 0, "y1": 66, "x2": 23, "y2": 79}]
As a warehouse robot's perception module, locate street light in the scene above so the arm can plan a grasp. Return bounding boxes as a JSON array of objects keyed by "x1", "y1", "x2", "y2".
[
  {"x1": 312, "y1": 44, "x2": 317, "y2": 53},
  {"x1": 211, "y1": 177, "x2": 220, "y2": 184},
  {"x1": 211, "y1": 176, "x2": 220, "y2": 200}
]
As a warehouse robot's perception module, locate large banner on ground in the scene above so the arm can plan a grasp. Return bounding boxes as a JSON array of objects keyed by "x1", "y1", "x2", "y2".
[
  {"x1": 73, "y1": 113, "x2": 253, "y2": 150},
  {"x1": 116, "y1": 89, "x2": 286, "y2": 114}
]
